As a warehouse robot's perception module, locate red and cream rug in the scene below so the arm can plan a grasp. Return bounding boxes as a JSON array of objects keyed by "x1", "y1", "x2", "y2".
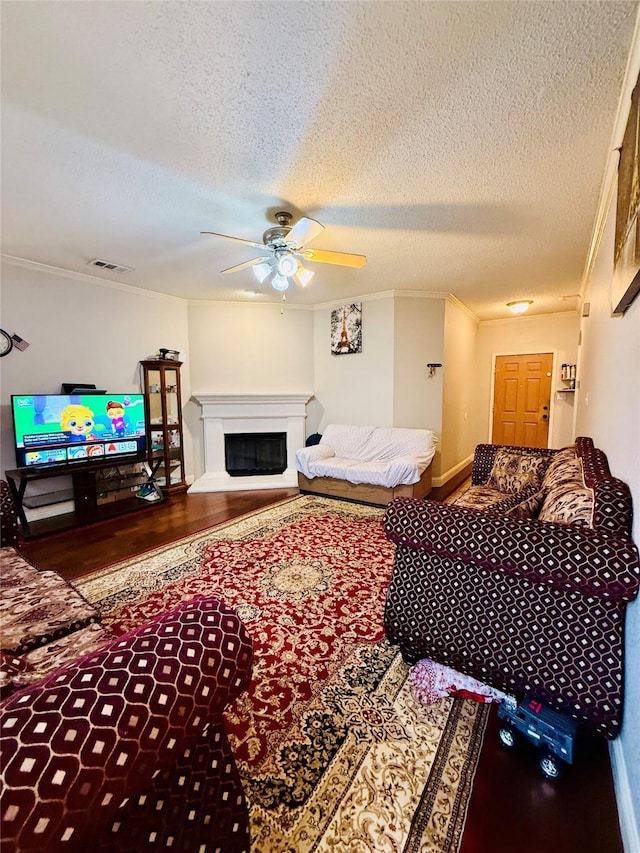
[{"x1": 76, "y1": 495, "x2": 488, "y2": 853}]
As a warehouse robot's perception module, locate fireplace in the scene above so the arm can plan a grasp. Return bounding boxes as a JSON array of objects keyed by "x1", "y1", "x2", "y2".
[
  {"x1": 225, "y1": 432, "x2": 287, "y2": 477},
  {"x1": 189, "y1": 393, "x2": 312, "y2": 492}
]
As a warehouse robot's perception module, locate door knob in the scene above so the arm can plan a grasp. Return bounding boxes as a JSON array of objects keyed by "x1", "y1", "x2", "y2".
[{"x1": 541, "y1": 414, "x2": 548, "y2": 420}]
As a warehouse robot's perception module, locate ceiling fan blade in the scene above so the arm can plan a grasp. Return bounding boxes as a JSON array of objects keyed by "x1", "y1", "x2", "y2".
[
  {"x1": 201, "y1": 231, "x2": 266, "y2": 250},
  {"x1": 286, "y1": 217, "x2": 325, "y2": 248},
  {"x1": 221, "y1": 257, "x2": 270, "y2": 274},
  {"x1": 302, "y1": 248, "x2": 367, "y2": 268}
]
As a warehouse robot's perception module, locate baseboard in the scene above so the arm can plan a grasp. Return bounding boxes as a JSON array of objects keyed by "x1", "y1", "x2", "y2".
[
  {"x1": 610, "y1": 738, "x2": 640, "y2": 852},
  {"x1": 430, "y1": 455, "x2": 473, "y2": 501},
  {"x1": 431, "y1": 454, "x2": 474, "y2": 488}
]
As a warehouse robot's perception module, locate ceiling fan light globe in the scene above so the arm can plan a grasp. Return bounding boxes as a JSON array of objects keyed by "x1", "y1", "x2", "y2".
[
  {"x1": 252, "y1": 262, "x2": 272, "y2": 284},
  {"x1": 272, "y1": 273, "x2": 290, "y2": 292},
  {"x1": 294, "y1": 266, "x2": 314, "y2": 287},
  {"x1": 277, "y1": 254, "x2": 298, "y2": 277}
]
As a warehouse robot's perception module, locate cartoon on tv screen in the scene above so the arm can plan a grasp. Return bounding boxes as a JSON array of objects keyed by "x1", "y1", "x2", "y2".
[{"x1": 12, "y1": 394, "x2": 147, "y2": 467}]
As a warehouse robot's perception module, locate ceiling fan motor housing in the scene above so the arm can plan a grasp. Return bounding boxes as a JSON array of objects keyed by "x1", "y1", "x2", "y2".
[
  {"x1": 262, "y1": 211, "x2": 294, "y2": 247},
  {"x1": 262, "y1": 226, "x2": 291, "y2": 246}
]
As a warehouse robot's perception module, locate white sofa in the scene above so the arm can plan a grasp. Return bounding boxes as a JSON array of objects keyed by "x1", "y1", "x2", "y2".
[{"x1": 296, "y1": 424, "x2": 437, "y2": 505}]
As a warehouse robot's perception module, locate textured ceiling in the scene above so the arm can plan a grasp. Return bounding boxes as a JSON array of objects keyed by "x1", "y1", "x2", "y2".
[{"x1": 1, "y1": 1, "x2": 637, "y2": 319}]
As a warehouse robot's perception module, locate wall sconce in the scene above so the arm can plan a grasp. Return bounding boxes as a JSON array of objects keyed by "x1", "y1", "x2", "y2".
[{"x1": 426, "y1": 363, "x2": 442, "y2": 378}]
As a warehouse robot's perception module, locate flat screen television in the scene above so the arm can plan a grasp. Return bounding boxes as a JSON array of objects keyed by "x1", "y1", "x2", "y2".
[{"x1": 11, "y1": 393, "x2": 148, "y2": 469}]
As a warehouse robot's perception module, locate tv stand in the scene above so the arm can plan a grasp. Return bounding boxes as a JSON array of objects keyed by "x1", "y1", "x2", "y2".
[{"x1": 5, "y1": 457, "x2": 163, "y2": 539}]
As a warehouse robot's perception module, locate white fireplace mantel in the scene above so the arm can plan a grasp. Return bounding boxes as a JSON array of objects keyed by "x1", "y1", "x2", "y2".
[{"x1": 188, "y1": 392, "x2": 312, "y2": 493}]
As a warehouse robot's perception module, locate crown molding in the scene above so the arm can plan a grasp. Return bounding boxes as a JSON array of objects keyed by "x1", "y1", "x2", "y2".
[
  {"x1": 0, "y1": 254, "x2": 184, "y2": 304},
  {"x1": 312, "y1": 289, "x2": 450, "y2": 311},
  {"x1": 0, "y1": 255, "x2": 499, "y2": 324},
  {"x1": 445, "y1": 293, "x2": 480, "y2": 323},
  {"x1": 186, "y1": 297, "x2": 311, "y2": 310},
  {"x1": 480, "y1": 310, "x2": 580, "y2": 327}
]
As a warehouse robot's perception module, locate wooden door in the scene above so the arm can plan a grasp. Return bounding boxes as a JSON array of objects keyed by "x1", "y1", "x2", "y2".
[{"x1": 492, "y1": 353, "x2": 553, "y2": 448}]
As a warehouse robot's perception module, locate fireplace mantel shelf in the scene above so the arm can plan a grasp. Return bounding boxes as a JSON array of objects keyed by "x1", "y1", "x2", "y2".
[
  {"x1": 189, "y1": 393, "x2": 312, "y2": 493},
  {"x1": 194, "y1": 393, "x2": 312, "y2": 406}
]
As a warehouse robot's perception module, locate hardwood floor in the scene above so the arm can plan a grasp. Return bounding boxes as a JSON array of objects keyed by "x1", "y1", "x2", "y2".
[
  {"x1": 19, "y1": 488, "x2": 299, "y2": 579},
  {"x1": 18, "y1": 489, "x2": 623, "y2": 852}
]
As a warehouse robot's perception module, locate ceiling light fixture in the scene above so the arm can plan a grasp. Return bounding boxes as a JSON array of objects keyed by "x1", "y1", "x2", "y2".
[
  {"x1": 252, "y1": 262, "x2": 272, "y2": 284},
  {"x1": 271, "y1": 273, "x2": 290, "y2": 292},
  {"x1": 277, "y1": 253, "x2": 298, "y2": 277},
  {"x1": 507, "y1": 300, "x2": 533, "y2": 314},
  {"x1": 250, "y1": 254, "x2": 316, "y2": 294}
]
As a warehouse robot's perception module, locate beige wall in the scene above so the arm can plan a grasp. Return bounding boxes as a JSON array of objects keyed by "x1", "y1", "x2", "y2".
[
  {"x1": 311, "y1": 295, "x2": 395, "y2": 433},
  {"x1": 575, "y1": 188, "x2": 640, "y2": 836},
  {"x1": 0, "y1": 259, "x2": 191, "y2": 480},
  {"x1": 187, "y1": 300, "x2": 314, "y2": 395},
  {"x1": 186, "y1": 300, "x2": 314, "y2": 480},
  {"x1": 440, "y1": 298, "x2": 481, "y2": 479},
  {"x1": 392, "y1": 294, "x2": 445, "y2": 431},
  {"x1": 475, "y1": 312, "x2": 580, "y2": 449},
  {"x1": 392, "y1": 294, "x2": 446, "y2": 477}
]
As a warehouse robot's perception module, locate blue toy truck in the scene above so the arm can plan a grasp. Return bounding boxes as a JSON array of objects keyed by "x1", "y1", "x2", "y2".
[{"x1": 497, "y1": 694, "x2": 578, "y2": 780}]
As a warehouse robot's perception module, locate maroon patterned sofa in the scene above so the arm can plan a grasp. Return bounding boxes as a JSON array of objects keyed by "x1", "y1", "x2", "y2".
[
  {"x1": 383, "y1": 437, "x2": 640, "y2": 739},
  {"x1": 0, "y1": 484, "x2": 253, "y2": 852}
]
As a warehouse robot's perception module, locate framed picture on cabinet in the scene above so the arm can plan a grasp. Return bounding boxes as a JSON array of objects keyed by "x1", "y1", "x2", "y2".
[{"x1": 330, "y1": 303, "x2": 362, "y2": 355}]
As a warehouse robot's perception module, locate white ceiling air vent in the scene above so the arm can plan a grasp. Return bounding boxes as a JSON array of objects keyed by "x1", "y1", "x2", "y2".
[{"x1": 88, "y1": 259, "x2": 134, "y2": 273}]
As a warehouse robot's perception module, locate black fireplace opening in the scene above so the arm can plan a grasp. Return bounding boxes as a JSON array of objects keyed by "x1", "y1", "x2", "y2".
[{"x1": 224, "y1": 432, "x2": 287, "y2": 477}]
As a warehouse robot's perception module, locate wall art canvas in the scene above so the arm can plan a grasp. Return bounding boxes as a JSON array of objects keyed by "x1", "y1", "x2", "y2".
[
  {"x1": 613, "y1": 77, "x2": 640, "y2": 315},
  {"x1": 330, "y1": 303, "x2": 362, "y2": 355}
]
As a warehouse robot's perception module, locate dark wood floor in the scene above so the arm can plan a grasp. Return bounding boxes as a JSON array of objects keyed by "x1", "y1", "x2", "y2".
[{"x1": 19, "y1": 489, "x2": 623, "y2": 853}]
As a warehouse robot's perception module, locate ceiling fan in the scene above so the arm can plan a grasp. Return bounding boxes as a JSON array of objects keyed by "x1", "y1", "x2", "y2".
[{"x1": 202, "y1": 211, "x2": 367, "y2": 293}]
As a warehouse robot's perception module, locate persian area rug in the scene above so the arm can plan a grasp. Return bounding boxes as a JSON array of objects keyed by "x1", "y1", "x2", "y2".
[{"x1": 75, "y1": 495, "x2": 488, "y2": 853}]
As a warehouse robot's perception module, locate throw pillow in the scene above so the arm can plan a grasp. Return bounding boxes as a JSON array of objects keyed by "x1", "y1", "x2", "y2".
[
  {"x1": 538, "y1": 454, "x2": 594, "y2": 526},
  {"x1": 540, "y1": 446, "x2": 577, "y2": 490},
  {"x1": 486, "y1": 449, "x2": 550, "y2": 494},
  {"x1": 538, "y1": 484, "x2": 595, "y2": 526}
]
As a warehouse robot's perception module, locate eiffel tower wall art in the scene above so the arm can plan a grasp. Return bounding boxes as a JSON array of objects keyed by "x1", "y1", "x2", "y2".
[{"x1": 330, "y1": 302, "x2": 362, "y2": 355}]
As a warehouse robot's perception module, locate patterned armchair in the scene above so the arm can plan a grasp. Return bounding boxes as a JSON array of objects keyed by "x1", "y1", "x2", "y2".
[
  {"x1": 383, "y1": 438, "x2": 640, "y2": 738},
  {"x1": 1, "y1": 597, "x2": 253, "y2": 852}
]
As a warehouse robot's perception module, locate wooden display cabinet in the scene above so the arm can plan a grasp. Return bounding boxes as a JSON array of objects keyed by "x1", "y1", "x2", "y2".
[{"x1": 140, "y1": 359, "x2": 188, "y2": 494}]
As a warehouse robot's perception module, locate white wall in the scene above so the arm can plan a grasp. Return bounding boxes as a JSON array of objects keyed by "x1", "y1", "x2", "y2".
[
  {"x1": 575, "y1": 196, "x2": 640, "y2": 847},
  {"x1": 186, "y1": 300, "x2": 314, "y2": 480},
  {"x1": 311, "y1": 295, "x2": 395, "y2": 433},
  {"x1": 475, "y1": 312, "x2": 580, "y2": 449},
  {"x1": 441, "y1": 298, "x2": 481, "y2": 480},
  {"x1": 0, "y1": 259, "x2": 191, "y2": 480}
]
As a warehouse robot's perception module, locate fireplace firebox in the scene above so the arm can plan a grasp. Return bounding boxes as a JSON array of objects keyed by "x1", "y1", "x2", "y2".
[{"x1": 224, "y1": 432, "x2": 287, "y2": 477}]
